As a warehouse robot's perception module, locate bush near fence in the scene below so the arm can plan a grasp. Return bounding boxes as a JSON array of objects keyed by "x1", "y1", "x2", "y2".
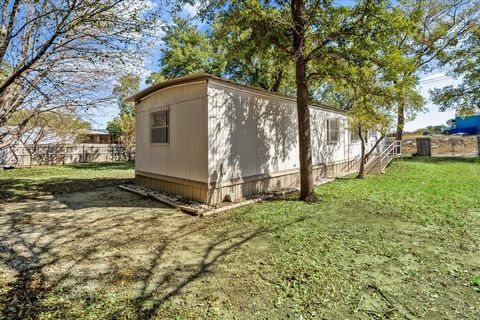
[{"x1": 0, "y1": 144, "x2": 134, "y2": 167}]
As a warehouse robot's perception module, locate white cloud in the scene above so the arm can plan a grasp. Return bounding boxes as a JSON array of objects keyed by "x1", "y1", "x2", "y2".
[{"x1": 182, "y1": 2, "x2": 199, "y2": 17}]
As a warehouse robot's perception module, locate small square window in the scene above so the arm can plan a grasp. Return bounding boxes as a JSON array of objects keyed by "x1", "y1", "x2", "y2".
[
  {"x1": 151, "y1": 109, "x2": 169, "y2": 144},
  {"x1": 327, "y1": 119, "x2": 340, "y2": 144}
]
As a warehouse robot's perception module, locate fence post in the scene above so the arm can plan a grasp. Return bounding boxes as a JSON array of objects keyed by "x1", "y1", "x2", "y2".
[{"x1": 478, "y1": 135, "x2": 480, "y2": 156}]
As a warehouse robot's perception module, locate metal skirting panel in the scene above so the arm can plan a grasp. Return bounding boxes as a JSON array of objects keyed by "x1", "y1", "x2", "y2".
[
  {"x1": 208, "y1": 160, "x2": 353, "y2": 204},
  {"x1": 136, "y1": 159, "x2": 354, "y2": 205},
  {"x1": 135, "y1": 174, "x2": 209, "y2": 203}
]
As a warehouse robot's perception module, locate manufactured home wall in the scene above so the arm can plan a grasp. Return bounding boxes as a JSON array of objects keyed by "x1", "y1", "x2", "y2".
[
  {"x1": 207, "y1": 80, "x2": 377, "y2": 186},
  {"x1": 135, "y1": 81, "x2": 209, "y2": 183}
]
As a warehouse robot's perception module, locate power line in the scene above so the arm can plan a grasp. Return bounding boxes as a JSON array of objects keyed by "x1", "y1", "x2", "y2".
[{"x1": 419, "y1": 75, "x2": 450, "y2": 84}]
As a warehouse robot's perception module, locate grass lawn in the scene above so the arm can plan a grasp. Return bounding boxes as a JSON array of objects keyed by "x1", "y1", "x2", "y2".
[
  {"x1": 0, "y1": 158, "x2": 479, "y2": 319},
  {"x1": 0, "y1": 161, "x2": 134, "y2": 202}
]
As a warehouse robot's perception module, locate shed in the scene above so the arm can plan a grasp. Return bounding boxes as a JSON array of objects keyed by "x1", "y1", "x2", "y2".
[{"x1": 128, "y1": 73, "x2": 378, "y2": 204}]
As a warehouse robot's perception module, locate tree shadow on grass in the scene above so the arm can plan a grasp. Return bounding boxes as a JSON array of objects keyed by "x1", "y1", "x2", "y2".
[
  {"x1": 0, "y1": 177, "x2": 134, "y2": 203},
  {"x1": 65, "y1": 161, "x2": 134, "y2": 171},
  {"x1": 0, "y1": 188, "x2": 307, "y2": 319}
]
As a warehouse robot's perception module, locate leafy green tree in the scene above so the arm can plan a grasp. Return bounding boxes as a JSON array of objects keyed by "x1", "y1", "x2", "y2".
[
  {"x1": 329, "y1": 66, "x2": 404, "y2": 178},
  {"x1": 212, "y1": 16, "x2": 295, "y2": 93},
  {"x1": 107, "y1": 74, "x2": 140, "y2": 160},
  {"x1": 107, "y1": 114, "x2": 135, "y2": 161},
  {"x1": 149, "y1": 15, "x2": 295, "y2": 93},
  {"x1": 391, "y1": 0, "x2": 479, "y2": 140},
  {"x1": 113, "y1": 74, "x2": 141, "y2": 116},
  {"x1": 431, "y1": 28, "x2": 480, "y2": 115},
  {"x1": 158, "y1": 16, "x2": 227, "y2": 79},
  {"x1": 145, "y1": 72, "x2": 166, "y2": 86},
  {"x1": 180, "y1": 0, "x2": 408, "y2": 201},
  {"x1": 106, "y1": 118, "x2": 124, "y2": 141},
  {"x1": 314, "y1": 1, "x2": 422, "y2": 177}
]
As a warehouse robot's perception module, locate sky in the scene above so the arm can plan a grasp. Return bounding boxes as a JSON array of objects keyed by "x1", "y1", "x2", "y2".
[
  {"x1": 87, "y1": 2, "x2": 460, "y2": 132},
  {"x1": 404, "y1": 73, "x2": 458, "y2": 131},
  {"x1": 89, "y1": 71, "x2": 459, "y2": 132}
]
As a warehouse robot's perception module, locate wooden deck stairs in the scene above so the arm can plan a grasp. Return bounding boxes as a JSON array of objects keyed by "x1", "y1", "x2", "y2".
[{"x1": 365, "y1": 140, "x2": 402, "y2": 175}]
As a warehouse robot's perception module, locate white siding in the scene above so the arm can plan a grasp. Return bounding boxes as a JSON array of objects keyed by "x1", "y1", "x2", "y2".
[
  {"x1": 135, "y1": 81, "x2": 208, "y2": 182},
  {"x1": 207, "y1": 80, "x2": 377, "y2": 184}
]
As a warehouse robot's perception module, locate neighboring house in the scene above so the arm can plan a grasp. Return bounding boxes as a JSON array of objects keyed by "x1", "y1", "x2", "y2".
[
  {"x1": 82, "y1": 130, "x2": 117, "y2": 144},
  {"x1": 443, "y1": 109, "x2": 480, "y2": 134},
  {"x1": 128, "y1": 73, "x2": 380, "y2": 205}
]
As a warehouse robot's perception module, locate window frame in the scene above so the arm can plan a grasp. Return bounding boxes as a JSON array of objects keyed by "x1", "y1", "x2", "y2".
[
  {"x1": 150, "y1": 108, "x2": 170, "y2": 145},
  {"x1": 326, "y1": 118, "x2": 340, "y2": 144}
]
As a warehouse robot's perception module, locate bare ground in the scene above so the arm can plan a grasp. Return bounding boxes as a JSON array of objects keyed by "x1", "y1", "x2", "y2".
[{"x1": 0, "y1": 186, "x2": 479, "y2": 319}]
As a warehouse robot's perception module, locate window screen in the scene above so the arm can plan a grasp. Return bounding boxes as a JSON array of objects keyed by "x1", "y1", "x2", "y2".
[
  {"x1": 327, "y1": 119, "x2": 340, "y2": 143},
  {"x1": 151, "y1": 109, "x2": 169, "y2": 143}
]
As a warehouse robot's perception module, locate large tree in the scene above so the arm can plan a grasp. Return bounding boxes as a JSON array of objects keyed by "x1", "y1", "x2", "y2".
[
  {"x1": 155, "y1": 16, "x2": 227, "y2": 79},
  {"x1": 431, "y1": 27, "x2": 480, "y2": 114},
  {"x1": 320, "y1": 18, "x2": 421, "y2": 178},
  {"x1": 107, "y1": 74, "x2": 140, "y2": 161},
  {"x1": 392, "y1": 0, "x2": 479, "y2": 140},
  {"x1": 148, "y1": 15, "x2": 295, "y2": 94},
  {"x1": 0, "y1": 0, "x2": 159, "y2": 148},
  {"x1": 175, "y1": 0, "x2": 398, "y2": 201},
  {"x1": 213, "y1": 13, "x2": 295, "y2": 93}
]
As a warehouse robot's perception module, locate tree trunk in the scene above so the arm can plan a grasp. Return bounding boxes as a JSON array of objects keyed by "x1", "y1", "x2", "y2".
[
  {"x1": 292, "y1": 0, "x2": 316, "y2": 202},
  {"x1": 395, "y1": 100, "x2": 405, "y2": 141},
  {"x1": 271, "y1": 68, "x2": 283, "y2": 93},
  {"x1": 27, "y1": 150, "x2": 33, "y2": 168},
  {"x1": 357, "y1": 125, "x2": 366, "y2": 179}
]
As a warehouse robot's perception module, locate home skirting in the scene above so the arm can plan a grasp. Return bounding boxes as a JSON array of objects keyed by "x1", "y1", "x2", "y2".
[{"x1": 135, "y1": 159, "x2": 357, "y2": 205}]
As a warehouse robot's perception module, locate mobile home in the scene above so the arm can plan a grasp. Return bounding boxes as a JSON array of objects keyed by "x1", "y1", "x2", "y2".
[{"x1": 128, "y1": 73, "x2": 378, "y2": 205}]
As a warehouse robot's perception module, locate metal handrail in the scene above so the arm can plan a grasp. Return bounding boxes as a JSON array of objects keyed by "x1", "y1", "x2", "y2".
[{"x1": 365, "y1": 140, "x2": 402, "y2": 174}]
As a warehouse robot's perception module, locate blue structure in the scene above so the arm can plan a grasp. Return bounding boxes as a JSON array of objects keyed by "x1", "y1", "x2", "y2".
[
  {"x1": 455, "y1": 113, "x2": 480, "y2": 132},
  {"x1": 443, "y1": 111, "x2": 480, "y2": 134}
]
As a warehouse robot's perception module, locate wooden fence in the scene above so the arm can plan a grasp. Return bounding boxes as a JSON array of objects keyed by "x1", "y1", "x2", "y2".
[
  {"x1": 401, "y1": 135, "x2": 480, "y2": 157},
  {"x1": 0, "y1": 143, "x2": 134, "y2": 167}
]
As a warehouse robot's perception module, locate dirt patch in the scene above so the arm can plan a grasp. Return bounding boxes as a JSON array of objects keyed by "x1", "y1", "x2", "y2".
[
  {"x1": 0, "y1": 187, "x2": 479, "y2": 319},
  {"x1": 0, "y1": 187, "x2": 274, "y2": 319}
]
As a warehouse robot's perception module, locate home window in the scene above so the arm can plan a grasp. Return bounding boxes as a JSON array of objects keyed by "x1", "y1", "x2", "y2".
[
  {"x1": 368, "y1": 129, "x2": 376, "y2": 140},
  {"x1": 350, "y1": 130, "x2": 360, "y2": 143},
  {"x1": 327, "y1": 119, "x2": 340, "y2": 143},
  {"x1": 151, "y1": 109, "x2": 169, "y2": 144}
]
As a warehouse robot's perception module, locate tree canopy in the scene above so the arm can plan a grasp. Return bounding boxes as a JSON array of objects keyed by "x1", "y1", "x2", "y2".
[
  {"x1": 107, "y1": 74, "x2": 140, "y2": 160},
  {"x1": 0, "y1": 0, "x2": 159, "y2": 148},
  {"x1": 389, "y1": 0, "x2": 479, "y2": 139},
  {"x1": 148, "y1": 14, "x2": 295, "y2": 94},
  {"x1": 431, "y1": 27, "x2": 480, "y2": 114}
]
